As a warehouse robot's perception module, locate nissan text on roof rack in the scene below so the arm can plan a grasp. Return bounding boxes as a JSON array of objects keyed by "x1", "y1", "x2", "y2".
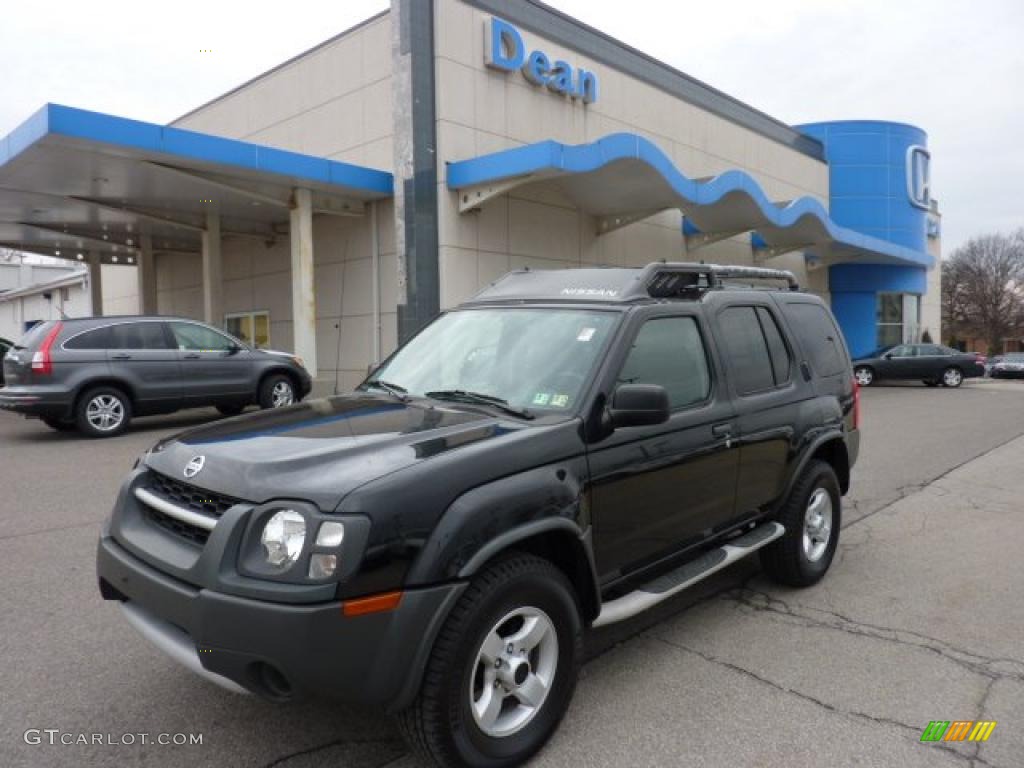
[{"x1": 97, "y1": 262, "x2": 860, "y2": 768}]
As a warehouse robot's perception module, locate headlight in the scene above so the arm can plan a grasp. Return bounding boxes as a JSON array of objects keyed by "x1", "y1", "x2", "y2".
[
  {"x1": 261, "y1": 510, "x2": 306, "y2": 568},
  {"x1": 291, "y1": 356, "x2": 305, "y2": 369}
]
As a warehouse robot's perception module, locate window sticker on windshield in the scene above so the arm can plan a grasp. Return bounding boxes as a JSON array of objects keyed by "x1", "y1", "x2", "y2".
[
  {"x1": 532, "y1": 393, "x2": 551, "y2": 406},
  {"x1": 551, "y1": 394, "x2": 570, "y2": 407},
  {"x1": 577, "y1": 327, "x2": 596, "y2": 342}
]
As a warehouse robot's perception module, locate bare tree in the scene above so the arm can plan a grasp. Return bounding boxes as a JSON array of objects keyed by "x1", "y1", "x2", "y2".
[{"x1": 942, "y1": 230, "x2": 1024, "y2": 354}]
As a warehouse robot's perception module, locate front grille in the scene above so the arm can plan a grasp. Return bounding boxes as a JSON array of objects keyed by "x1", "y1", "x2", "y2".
[{"x1": 141, "y1": 471, "x2": 242, "y2": 547}]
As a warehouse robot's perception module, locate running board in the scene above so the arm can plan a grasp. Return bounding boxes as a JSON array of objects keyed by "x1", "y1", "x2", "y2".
[{"x1": 592, "y1": 522, "x2": 785, "y2": 628}]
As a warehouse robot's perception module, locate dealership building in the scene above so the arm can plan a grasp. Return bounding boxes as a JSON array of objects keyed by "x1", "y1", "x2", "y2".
[{"x1": 0, "y1": 0, "x2": 940, "y2": 394}]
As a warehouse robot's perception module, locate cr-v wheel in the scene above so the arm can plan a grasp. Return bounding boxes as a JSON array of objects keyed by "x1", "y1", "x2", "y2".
[
  {"x1": 76, "y1": 386, "x2": 132, "y2": 438},
  {"x1": 942, "y1": 367, "x2": 963, "y2": 388},
  {"x1": 258, "y1": 374, "x2": 295, "y2": 409},
  {"x1": 760, "y1": 459, "x2": 841, "y2": 587},
  {"x1": 853, "y1": 366, "x2": 874, "y2": 387},
  {"x1": 397, "y1": 553, "x2": 582, "y2": 768}
]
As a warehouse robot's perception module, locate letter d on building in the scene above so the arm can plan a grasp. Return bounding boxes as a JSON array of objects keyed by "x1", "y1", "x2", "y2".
[{"x1": 485, "y1": 17, "x2": 525, "y2": 71}]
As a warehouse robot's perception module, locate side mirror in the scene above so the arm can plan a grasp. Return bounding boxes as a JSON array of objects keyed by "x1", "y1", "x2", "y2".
[
  {"x1": 883, "y1": 353, "x2": 893, "y2": 360},
  {"x1": 609, "y1": 384, "x2": 670, "y2": 429}
]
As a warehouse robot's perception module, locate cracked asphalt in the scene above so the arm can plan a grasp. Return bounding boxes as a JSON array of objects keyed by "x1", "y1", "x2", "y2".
[{"x1": 1, "y1": 378, "x2": 1023, "y2": 767}]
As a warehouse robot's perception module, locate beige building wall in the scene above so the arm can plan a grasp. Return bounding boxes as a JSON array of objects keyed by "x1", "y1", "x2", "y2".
[
  {"x1": 432, "y1": 0, "x2": 831, "y2": 309},
  {"x1": 163, "y1": 14, "x2": 396, "y2": 392},
  {"x1": 100, "y1": 264, "x2": 140, "y2": 316},
  {"x1": 921, "y1": 214, "x2": 943, "y2": 343}
]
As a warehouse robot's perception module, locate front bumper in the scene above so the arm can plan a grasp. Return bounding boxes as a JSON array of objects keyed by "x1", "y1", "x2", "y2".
[{"x1": 98, "y1": 533, "x2": 464, "y2": 708}]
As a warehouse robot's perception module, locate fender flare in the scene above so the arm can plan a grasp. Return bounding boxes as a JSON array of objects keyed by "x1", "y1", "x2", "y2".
[{"x1": 775, "y1": 430, "x2": 848, "y2": 511}]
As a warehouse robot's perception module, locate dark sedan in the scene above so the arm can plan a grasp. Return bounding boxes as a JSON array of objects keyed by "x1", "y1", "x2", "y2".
[
  {"x1": 852, "y1": 343, "x2": 985, "y2": 388},
  {"x1": 990, "y1": 352, "x2": 1024, "y2": 379}
]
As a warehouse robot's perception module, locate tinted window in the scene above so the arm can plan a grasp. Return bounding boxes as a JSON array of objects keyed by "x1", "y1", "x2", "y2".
[
  {"x1": 756, "y1": 307, "x2": 791, "y2": 385},
  {"x1": 889, "y1": 345, "x2": 916, "y2": 358},
  {"x1": 109, "y1": 322, "x2": 171, "y2": 350},
  {"x1": 170, "y1": 322, "x2": 234, "y2": 351},
  {"x1": 617, "y1": 317, "x2": 710, "y2": 409},
  {"x1": 917, "y1": 344, "x2": 945, "y2": 356},
  {"x1": 718, "y1": 307, "x2": 774, "y2": 394},
  {"x1": 64, "y1": 326, "x2": 112, "y2": 350},
  {"x1": 783, "y1": 303, "x2": 846, "y2": 376}
]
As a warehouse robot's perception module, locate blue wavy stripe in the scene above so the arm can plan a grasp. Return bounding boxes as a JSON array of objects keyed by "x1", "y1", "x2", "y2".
[{"x1": 447, "y1": 132, "x2": 931, "y2": 268}]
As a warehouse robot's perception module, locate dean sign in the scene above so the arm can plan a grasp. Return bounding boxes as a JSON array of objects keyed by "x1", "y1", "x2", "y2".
[{"x1": 485, "y1": 17, "x2": 598, "y2": 104}]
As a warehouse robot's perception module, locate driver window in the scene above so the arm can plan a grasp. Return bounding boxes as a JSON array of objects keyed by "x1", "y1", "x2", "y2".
[
  {"x1": 170, "y1": 322, "x2": 233, "y2": 352},
  {"x1": 890, "y1": 345, "x2": 915, "y2": 358},
  {"x1": 617, "y1": 317, "x2": 710, "y2": 410}
]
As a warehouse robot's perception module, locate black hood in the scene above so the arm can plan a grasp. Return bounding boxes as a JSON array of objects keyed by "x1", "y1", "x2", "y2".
[{"x1": 144, "y1": 395, "x2": 522, "y2": 511}]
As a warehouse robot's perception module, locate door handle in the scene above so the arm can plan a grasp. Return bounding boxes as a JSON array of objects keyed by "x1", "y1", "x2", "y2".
[
  {"x1": 110, "y1": 354, "x2": 132, "y2": 360},
  {"x1": 711, "y1": 423, "x2": 732, "y2": 437},
  {"x1": 183, "y1": 353, "x2": 201, "y2": 360}
]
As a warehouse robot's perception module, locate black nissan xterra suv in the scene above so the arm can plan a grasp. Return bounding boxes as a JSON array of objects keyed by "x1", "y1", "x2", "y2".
[{"x1": 97, "y1": 263, "x2": 859, "y2": 768}]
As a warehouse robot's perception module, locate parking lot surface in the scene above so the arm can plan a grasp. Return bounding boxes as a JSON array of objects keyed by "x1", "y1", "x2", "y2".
[{"x1": 1, "y1": 380, "x2": 1023, "y2": 767}]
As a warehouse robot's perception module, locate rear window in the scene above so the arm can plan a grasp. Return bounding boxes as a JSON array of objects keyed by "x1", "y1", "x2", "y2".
[
  {"x1": 16, "y1": 321, "x2": 55, "y2": 349},
  {"x1": 64, "y1": 326, "x2": 112, "y2": 350},
  {"x1": 781, "y1": 302, "x2": 847, "y2": 377}
]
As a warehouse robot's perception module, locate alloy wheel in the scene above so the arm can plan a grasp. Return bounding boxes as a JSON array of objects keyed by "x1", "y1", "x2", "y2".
[
  {"x1": 271, "y1": 381, "x2": 294, "y2": 407},
  {"x1": 86, "y1": 394, "x2": 124, "y2": 432},
  {"x1": 802, "y1": 487, "x2": 833, "y2": 563}
]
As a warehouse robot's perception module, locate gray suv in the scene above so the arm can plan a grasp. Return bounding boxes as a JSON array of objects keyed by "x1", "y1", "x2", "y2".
[{"x1": 1, "y1": 316, "x2": 312, "y2": 437}]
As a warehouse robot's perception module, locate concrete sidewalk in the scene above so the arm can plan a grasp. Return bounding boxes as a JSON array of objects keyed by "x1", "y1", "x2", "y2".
[{"x1": 516, "y1": 434, "x2": 1024, "y2": 767}]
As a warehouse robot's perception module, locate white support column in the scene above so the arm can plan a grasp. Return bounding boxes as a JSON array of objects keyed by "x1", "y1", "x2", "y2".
[
  {"x1": 202, "y1": 211, "x2": 223, "y2": 325},
  {"x1": 88, "y1": 252, "x2": 103, "y2": 316},
  {"x1": 290, "y1": 187, "x2": 317, "y2": 377},
  {"x1": 137, "y1": 233, "x2": 158, "y2": 314}
]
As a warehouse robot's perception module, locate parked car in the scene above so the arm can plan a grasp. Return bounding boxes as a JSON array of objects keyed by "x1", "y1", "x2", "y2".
[
  {"x1": 989, "y1": 352, "x2": 1024, "y2": 379},
  {"x1": 0, "y1": 316, "x2": 311, "y2": 437},
  {"x1": 97, "y1": 263, "x2": 859, "y2": 768},
  {"x1": 852, "y1": 343, "x2": 985, "y2": 388},
  {"x1": 0, "y1": 336, "x2": 12, "y2": 386}
]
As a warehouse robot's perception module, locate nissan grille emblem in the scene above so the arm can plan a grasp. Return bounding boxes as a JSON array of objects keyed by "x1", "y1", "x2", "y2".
[{"x1": 184, "y1": 455, "x2": 206, "y2": 479}]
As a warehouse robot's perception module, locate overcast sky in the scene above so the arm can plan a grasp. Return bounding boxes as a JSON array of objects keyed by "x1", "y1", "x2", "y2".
[{"x1": 2, "y1": 0, "x2": 1022, "y2": 252}]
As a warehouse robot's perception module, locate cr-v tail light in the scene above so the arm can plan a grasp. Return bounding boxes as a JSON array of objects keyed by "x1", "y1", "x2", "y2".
[
  {"x1": 31, "y1": 321, "x2": 63, "y2": 375},
  {"x1": 851, "y1": 376, "x2": 861, "y2": 430}
]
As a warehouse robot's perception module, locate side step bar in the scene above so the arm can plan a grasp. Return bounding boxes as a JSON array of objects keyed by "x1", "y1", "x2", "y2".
[{"x1": 592, "y1": 522, "x2": 785, "y2": 628}]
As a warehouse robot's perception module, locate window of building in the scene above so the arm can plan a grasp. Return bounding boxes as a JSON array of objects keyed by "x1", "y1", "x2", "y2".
[
  {"x1": 877, "y1": 293, "x2": 921, "y2": 348},
  {"x1": 225, "y1": 311, "x2": 269, "y2": 349},
  {"x1": 170, "y1": 322, "x2": 235, "y2": 352},
  {"x1": 617, "y1": 316, "x2": 711, "y2": 410}
]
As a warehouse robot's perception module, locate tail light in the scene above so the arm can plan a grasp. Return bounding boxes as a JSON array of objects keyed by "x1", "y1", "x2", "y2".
[
  {"x1": 851, "y1": 376, "x2": 861, "y2": 430},
  {"x1": 30, "y1": 321, "x2": 63, "y2": 376},
  {"x1": 975, "y1": 353, "x2": 987, "y2": 365}
]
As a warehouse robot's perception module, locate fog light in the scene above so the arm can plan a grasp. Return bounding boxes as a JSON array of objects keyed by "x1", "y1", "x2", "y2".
[
  {"x1": 309, "y1": 553, "x2": 338, "y2": 579},
  {"x1": 261, "y1": 510, "x2": 306, "y2": 569},
  {"x1": 316, "y1": 521, "x2": 345, "y2": 547}
]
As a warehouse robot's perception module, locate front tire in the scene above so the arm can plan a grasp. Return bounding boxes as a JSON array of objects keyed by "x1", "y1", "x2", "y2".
[
  {"x1": 258, "y1": 374, "x2": 296, "y2": 409},
  {"x1": 761, "y1": 460, "x2": 841, "y2": 587},
  {"x1": 76, "y1": 386, "x2": 131, "y2": 438},
  {"x1": 853, "y1": 366, "x2": 874, "y2": 387},
  {"x1": 942, "y1": 367, "x2": 963, "y2": 388},
  {"x1": 397, "y1": 553, "x2": 582, "y2": 768}
]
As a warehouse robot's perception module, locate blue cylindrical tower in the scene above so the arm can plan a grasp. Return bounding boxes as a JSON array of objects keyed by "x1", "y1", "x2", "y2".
[{"x1": 796, "y1": 120, "x2": 932, "y2": 357}]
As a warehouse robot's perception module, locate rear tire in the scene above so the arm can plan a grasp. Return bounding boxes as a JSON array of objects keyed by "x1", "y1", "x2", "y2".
[
  {"x1": 75, "y1": 386, "x2": 131, "y2": 438},
  {"x1": 853, "y1": 366, "x2": 874, "y2": 387},
  {"x1": 397, "y1": 553, "x2": 582, "y2": 768},
  {"x1": 761, "y1": 460, "x2": 841, "y2": 587},
  {"x1": 941, "y1": 367, "x2": 963, "y2": 388},
  {"x1": 258, "y1": 374, "x2": 296, "y2": 409}
]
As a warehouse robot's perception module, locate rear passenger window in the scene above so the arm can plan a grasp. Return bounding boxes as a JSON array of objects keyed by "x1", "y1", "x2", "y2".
[
  {"x1": 783, "y1": 303, "x2": 846, "y2": 376},
  {"x1": 617, "y1": 317, "x2": 710, "y2": 410},
  {"x1": 718, "y1": 307, "x2": 774, "y2": 394},
  {"x1": 756, "y1": 307, "x2": 791, "y2": 385},
  {"x1": 64, "y1": 327, "x2": 111, "y2": 350},
  {"x1": 109, "y1": 323, "x2": 171, "y2": 350}
]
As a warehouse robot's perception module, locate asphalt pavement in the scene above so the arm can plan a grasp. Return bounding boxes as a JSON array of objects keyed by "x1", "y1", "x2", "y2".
[{"x1": 1, "y1": 378, "x2": 1022, "y2": 767}]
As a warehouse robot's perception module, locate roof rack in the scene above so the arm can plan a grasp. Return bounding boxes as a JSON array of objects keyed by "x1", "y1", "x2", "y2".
[{"x1": 637, "y1": 262, "x2": 799, "y2": 298}]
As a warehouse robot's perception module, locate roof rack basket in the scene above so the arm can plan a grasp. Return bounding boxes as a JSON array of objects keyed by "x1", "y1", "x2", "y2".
[
  {"x1": 637, "y1": 262, "x2": 800, "y2": 299},
  {"x1": 708, "y1": 264, "x2": 800, "y2": 291}
]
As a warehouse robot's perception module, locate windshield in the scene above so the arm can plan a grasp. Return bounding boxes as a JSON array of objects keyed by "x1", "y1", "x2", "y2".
[{"x1": 364, "y1": 308, "x2": 620, "y2": 414}]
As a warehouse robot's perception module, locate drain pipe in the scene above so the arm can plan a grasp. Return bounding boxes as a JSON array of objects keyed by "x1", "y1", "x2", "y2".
[{"x1": 371, "y1": 201, "x2": 381, "y2": 365}]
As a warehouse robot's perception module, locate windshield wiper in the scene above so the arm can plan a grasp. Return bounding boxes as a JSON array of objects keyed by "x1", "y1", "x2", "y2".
[
  {"x1": 425, "y1": 389, "x2": 534, "y2": 420},
  {"x1": 364, "y1": 379, "x2": 409, "y2": 401}
]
